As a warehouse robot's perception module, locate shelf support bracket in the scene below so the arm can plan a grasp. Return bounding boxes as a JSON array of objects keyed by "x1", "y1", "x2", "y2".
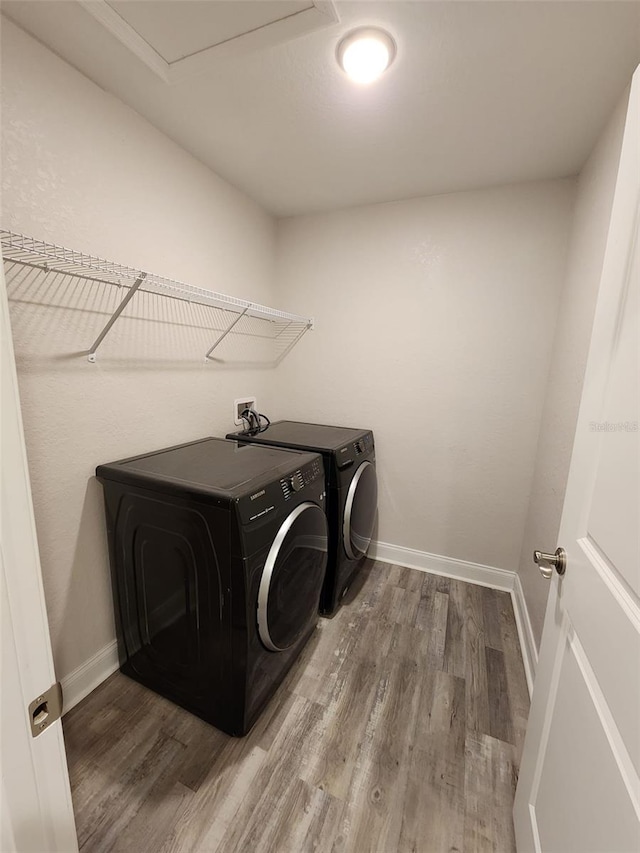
[
  {"x1": 87, "y1": 273, "x2": 146, "y2": 362},
  {"x1": 204, "y1": 307, "x2": 249, "y2": 360}
]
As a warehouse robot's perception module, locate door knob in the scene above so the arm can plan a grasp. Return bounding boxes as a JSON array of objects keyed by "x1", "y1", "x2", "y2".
[{"x1": 533, "y1": 547, "x2": 566, "y2": 579}]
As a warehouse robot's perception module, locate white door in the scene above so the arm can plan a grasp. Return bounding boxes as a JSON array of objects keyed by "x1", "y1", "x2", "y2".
[
  {"x1": 513, "y1": 68, "x2": 640, "y2": 852},
  {"x1": 1, "y1": 259, "x2": 78, "y2": 850}
]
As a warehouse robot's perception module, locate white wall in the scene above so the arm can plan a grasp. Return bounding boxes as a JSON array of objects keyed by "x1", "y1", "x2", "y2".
[
  {"x1": 1, "y1": 19, "x2": 277, "y2": 682},
  {"x1": 517, "y1": 90, "x2": 630, "y2": 646},
  {"x1": 272, "y1": 180, "x2": 575, "y2": 572}
]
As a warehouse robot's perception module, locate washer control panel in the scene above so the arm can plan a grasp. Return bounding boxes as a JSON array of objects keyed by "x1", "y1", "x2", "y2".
[
  {"x1": 238, "y1": 454, "x2": 324, "y2": 525},
  {"x1": 280, "y1": 458, "x2": 323, "y2": 500}
]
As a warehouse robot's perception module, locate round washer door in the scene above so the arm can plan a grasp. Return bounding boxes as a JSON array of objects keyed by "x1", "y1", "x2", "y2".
[
  {"x1": 343, "y1": 461, "x2": 378, "y2": 560},
  {"x1": 257, "y1": 502, "x2": 328, "y2": 652}
]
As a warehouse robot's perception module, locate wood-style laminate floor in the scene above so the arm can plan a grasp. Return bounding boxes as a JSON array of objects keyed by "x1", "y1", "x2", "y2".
[{"x1": 63, "y1": 561, "x2": 530, "y2": 853}]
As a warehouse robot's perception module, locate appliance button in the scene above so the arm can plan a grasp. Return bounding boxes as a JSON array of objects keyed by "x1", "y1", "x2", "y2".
[{"x1": 290, "y1": 472, "x2": 304, "y2": 492}]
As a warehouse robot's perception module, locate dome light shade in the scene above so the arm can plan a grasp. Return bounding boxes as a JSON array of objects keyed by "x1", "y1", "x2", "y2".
[{"x1": 337, "y1": 28, "x2": 396, "y2": 85}]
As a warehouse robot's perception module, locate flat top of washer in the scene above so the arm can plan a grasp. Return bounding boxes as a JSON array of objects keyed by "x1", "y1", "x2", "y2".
[
  {"x1": 96, "y1": 436, "x2": 316, "y2": 499},
  {"x1": 230, "y1": 420, "x2": 371, "y2": 453}
]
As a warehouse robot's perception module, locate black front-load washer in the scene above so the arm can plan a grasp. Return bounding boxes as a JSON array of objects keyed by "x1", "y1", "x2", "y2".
[
  {"x1": 96, "y1": 436, "x2": 327, "y2": 736},
  {"x1": 227, "y1": 421, "x2": 377, "y2": 615}
]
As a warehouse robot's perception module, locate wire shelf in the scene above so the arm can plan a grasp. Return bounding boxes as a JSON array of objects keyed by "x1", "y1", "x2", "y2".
[{"x1": 1, "y1": 230, "x2": 313, "y2": 364}]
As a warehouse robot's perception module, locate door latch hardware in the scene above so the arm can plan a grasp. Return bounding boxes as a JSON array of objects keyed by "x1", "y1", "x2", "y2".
[
  {"x1": 533, "y1": 547, "x2": 567, "y2": 579},
  {"x1": 28, "y1": 682, "x2": 63, "y2": 737}
]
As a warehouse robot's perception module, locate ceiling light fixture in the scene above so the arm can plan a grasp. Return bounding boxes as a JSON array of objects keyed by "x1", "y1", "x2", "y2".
[{"x1": 337, "y1": 28, "x2": 396, "y2": 85}]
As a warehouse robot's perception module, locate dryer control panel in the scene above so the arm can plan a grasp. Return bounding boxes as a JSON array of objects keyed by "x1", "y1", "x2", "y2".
[
  {"x1": 336, "y1": 432, "x2": 375, "y2": 469},
  {"x1": 354, "y1": 432, "x2": 374, "y2": 456}
]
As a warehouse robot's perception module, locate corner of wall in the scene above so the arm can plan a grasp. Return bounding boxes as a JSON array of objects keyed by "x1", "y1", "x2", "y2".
[{"x1": 514, "y1": 85, "x2": 631, "y2": 650}]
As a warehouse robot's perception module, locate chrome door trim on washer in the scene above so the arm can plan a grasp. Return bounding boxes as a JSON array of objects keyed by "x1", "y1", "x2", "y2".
[
  {"x1": 257, "y1": 501, "x2": 321, "y2": 652},
  {"x1": 343, "y1": 460, "x2": 374, "y2": 560}
]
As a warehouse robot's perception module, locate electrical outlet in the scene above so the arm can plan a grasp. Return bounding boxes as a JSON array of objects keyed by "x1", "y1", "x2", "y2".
[{"x1": 234, "y1": 397, "x2": 256, "y2": 426}]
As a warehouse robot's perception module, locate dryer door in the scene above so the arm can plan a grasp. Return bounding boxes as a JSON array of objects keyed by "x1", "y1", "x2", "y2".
[
  {"x1": 257, "y1": 502, "x2": 328, "y2": 652},
  {"x1": 343, "y1": 461, "x2": 378, "y2": 560}
]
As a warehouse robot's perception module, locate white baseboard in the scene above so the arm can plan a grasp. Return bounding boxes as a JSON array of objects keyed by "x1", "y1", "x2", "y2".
[
  {"x1": 60, "y1": 638, "x2": 119, "y2": 715},
  {"x1": 369, "y1": 540, "x2": 516, "y2": 592},
  {"x1": 369, "y1": 539, "x2": 537, "y2": 695},
  {"x1": 511, "y1": 573, "x2": 538, "y2": 696}
]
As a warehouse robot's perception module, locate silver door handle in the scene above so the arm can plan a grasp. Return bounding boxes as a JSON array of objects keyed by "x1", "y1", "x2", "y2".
[{"x1": 533, "y1": 547, "x2": 566, "y2": 579}]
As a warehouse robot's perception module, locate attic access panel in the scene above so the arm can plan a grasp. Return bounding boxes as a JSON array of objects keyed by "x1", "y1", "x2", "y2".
[
  {"x1": 81, "y1": 0, "x2": 339, "y2": 83},
  {"x1": 108, "y1": 0, "x2": 311, "y2": 63}
]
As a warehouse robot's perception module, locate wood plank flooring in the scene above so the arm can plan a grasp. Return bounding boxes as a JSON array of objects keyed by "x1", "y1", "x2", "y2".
[{"x1": 63, "y1": 562, "x2": 529, "y2": 852}]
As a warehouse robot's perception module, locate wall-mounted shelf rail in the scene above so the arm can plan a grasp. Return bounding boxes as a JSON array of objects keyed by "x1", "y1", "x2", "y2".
[{"x1": 1, "y1": 230, "x2": 313, "y2": 363}]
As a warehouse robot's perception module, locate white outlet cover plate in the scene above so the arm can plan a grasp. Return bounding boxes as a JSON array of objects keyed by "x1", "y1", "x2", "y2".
[{"x1": 234, "y1": 397, "x2": 256, "y2": 426}]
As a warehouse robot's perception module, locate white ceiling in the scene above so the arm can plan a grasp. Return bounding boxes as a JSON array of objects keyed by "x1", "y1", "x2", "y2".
[{"x1": 3, "y1": 1, "x2": 640, "y2": 216}]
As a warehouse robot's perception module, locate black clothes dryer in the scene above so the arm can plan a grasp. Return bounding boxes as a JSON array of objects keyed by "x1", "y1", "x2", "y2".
[
  {"x1": 96, "y1": 437, "x2": 327, "y2": 736},
  {"x1": 227, "y1": 421, "x2": 377, "y2": 615}
]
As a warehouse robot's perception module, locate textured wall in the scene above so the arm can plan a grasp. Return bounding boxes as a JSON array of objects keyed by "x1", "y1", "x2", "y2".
[
  {"x1": 516, "y1": 91, "x2": 630, "y2": 647},
  {"x1": 1, "y1": 20, "x2": 277, "y2": 681},
  {"x1": 272, "y1": 181, "x2": 575, "y2": 572}
]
